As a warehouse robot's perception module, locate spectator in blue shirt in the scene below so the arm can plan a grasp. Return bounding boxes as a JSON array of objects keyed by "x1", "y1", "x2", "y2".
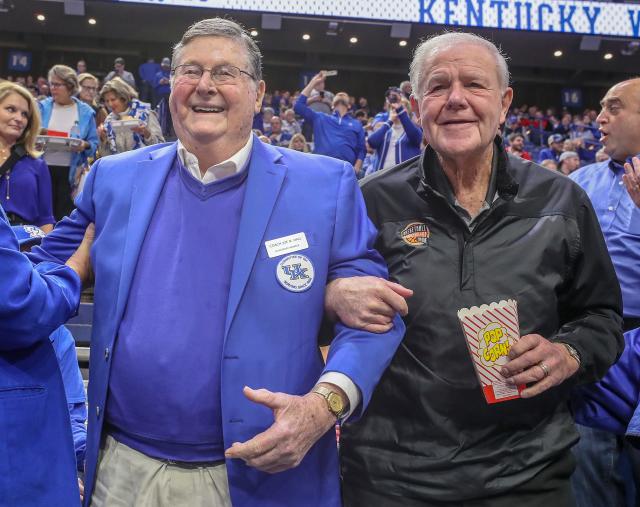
[
  {"x1": 366, "y1": 88, "x2": 422, "y2": 174},
  {"x1": 153, "y1": 57, "x2": 171, "y2": 108},
  {"x1": 537, "y1": 133, "x2": 564, "y2": 163},
  {"x1": 138, "y1": 58, "x2": 160, "y2": 104},
  {"x1": 295, "y1": 72, "x2": 366, "y2": 173},
  {"x1": 569, "y1": 77, "x2": 640, "y2": 507}
]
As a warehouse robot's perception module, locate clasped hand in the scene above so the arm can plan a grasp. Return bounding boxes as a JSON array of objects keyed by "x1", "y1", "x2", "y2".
[{"x1": 224, "y1": 387, "x2": 336, "y2": 474}]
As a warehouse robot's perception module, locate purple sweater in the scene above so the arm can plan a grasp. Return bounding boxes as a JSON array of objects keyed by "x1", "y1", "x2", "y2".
[{"x1": 106, "y1": 156, "x2": 247, "y2": 461}]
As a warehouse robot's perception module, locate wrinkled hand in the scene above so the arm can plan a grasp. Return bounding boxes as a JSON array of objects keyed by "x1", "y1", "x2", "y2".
[
  {"x1": 325, "y1": 276, "x2": 413, "y2": 333},
  {"x1": 225, "y1": 386, "x2": 335, "y2": 473},
  {"x1": 65, "y1": 223, "x2": 95, "y2": 286},
  {"x1": 623, "y1": 157, "x2": 640, "y2": 208},
  {"x1": 500, "y1": 334, "x2": 579, "y2": 398}
]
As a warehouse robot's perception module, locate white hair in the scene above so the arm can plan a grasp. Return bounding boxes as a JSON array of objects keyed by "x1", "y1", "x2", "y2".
[{"x1": 409, "y1": 32, "x2": 510, "y2": 96}]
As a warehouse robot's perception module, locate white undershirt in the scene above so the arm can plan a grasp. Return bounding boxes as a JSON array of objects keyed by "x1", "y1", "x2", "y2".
[
  {"x1": 44, "y1": 102, "x2": 78, "y2": 167},
  {"x1": 382, "y1": 123, "x2": 404, "y2": 170}
]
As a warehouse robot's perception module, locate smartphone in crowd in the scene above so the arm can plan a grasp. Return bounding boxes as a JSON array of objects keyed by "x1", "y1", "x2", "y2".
[{"x1": 323, "y1": 70, "x2": 338, "y2": 77}]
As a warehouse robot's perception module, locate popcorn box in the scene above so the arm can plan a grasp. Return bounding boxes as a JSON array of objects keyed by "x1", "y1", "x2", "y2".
[{"x1": 457, "y1": 299, "x2": 524, "y2": 404}]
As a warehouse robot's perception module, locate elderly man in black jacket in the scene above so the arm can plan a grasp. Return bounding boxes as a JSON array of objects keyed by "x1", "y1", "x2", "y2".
[{"x1": 325, "y1": 32, "x2": 623, "y2": 507}]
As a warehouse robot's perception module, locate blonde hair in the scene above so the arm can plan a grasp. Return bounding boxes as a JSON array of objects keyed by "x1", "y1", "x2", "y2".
[
  {"x1": 288, "y1": 133, "x2": 309, "y2": 152},
  {"x1": 78, "y1": 73, "x2": 98, "y2": 87},
  {"x1": 78, "y1": 73, "x2": 100, "y2": 107},
  {"x1": 48, "y1": 64, "x2": 79, "y2": 95},
  {"x1": 0, "y1": 81, "x2": 42, "y2": 158},
  {"x1": 100, "y1": 77, "x2": 138, "y2": 105}
]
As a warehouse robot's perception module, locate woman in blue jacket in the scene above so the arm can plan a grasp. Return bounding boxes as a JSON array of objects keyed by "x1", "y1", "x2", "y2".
[
  {"x1": 0, "y1": 82, "x2": 55, "y2": 231},
  {"x1": 0, "y1": 209, "x2": 92, "y2": 506},
  {"x1": 366, "y1": 93, "x2": 423, "y2": 175},
  {"x1": 38, "y1": 65, "x2": 98, "y2": 220}
]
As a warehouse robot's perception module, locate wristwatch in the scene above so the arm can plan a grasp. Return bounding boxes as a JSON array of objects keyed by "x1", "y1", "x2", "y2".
[
  {"x1": 561, "y1": 343, "x2": 581, "y2": 366},
  {"x1": 312, "y1": 385, "x2": 349, "y2": 420}
]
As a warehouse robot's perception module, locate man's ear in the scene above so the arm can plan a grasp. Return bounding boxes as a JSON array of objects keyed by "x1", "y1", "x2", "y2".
[
  {"x1": 500, "y1": 88, "x2": 514, "y2": 124},
  {"x1": 410, "y1": 95, "x2": 421, "y2": 126},
  {"x1": 255, "y1": 80, "x2": 266, "y2": 113}
]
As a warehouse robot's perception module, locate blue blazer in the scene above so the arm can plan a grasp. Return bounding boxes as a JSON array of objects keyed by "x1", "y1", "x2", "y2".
[
  {"x1": 0, "y1": 208, "x2": 81, "y2": 506},
  {"x1": 573, "y1": 327, "x2": 640, "y2": 440},
  {"x1": 31, "y1": 138, "x2": 405, "y2": 507}
]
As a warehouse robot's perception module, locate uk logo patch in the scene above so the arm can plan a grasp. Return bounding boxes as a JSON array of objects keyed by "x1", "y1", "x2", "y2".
[
  {"x1": 23, "y1": 225, "x2": 46, "y2": 239},
  {"x1": 400, "y1": 222, "x2": 430, "y2": 247},
  {"x1": 276, "y1": 254, "x2": 315, "y2": 292}
]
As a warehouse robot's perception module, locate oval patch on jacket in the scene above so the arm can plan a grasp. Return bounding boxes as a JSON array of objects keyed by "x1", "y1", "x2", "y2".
[{"x1": 400, "y1": 222, "x2": 430, "y2": 246}]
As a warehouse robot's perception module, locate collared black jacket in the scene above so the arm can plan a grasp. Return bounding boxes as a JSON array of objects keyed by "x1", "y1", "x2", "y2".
[{"x1": 341, "y1": 140, "x2": 624, "y2": 502}]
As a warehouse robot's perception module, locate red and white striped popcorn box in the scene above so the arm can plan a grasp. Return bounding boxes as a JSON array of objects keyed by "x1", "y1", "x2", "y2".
[{"x1": 457, "y1": 299, "x2": 524, "y2": 404}]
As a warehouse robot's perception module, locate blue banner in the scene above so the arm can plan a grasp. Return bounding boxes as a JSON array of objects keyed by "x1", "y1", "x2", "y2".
[
  {"x1": 7, "y1": 51, "x2": 32, "y2": 73},
  {"x1": 114, "y1": 0, "x2": 640, "y2": 38}
]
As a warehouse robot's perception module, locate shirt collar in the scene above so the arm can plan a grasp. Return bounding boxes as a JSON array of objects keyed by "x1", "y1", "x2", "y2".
[
  {"x1": 177, "y1": 135, "x2": 253, "y2": 185},
  {"x1": 422, "y1": 143, "x2": 499, "y2": 207},
  {"x1": 609, "y1": 153, "x2": 640, "y2": 174}
]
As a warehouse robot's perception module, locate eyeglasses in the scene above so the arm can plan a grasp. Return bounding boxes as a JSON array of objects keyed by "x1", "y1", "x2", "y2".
[
  {"x1": 81, "y1": 85, "x2": 98, "y2": 92},
  {"x1": 171, "y1": 64, "x2": 256, "y2": 84},
  {"x1": 49, "y1": 82, "x2": 66, "y2": 89}
]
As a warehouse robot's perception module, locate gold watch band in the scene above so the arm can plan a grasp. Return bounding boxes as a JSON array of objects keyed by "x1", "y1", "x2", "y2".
[{"x1": 312, "y1": 385, "x2": 349, "y2": 419}]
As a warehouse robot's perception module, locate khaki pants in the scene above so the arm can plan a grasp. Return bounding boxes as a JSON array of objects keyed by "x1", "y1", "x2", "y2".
[{"x1": 90, "y1": 435, "x2": 232, "y2": 507}]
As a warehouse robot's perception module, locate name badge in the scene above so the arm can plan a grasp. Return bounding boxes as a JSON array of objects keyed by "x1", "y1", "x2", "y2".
[{"x1": 265, "y1": 232, "x2": 309, "y2": 258}]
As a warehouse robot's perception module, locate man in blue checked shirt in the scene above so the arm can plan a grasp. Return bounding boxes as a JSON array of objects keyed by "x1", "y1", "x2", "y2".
[
  {"x1": 570, "y1": 77, "x2": 640, "y2": 507},
  {"x1": 295, "y1": 72, "x2": 366, "y2": 174}
]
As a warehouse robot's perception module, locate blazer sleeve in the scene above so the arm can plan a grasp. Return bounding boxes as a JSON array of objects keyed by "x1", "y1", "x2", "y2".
[
  {"x1": 367, "y1": 122, "x2": 390, "y2": 149},
  {"x1": 0, "y1": 212, "x2": 80, "y2": 350},
  {"x1": 322, "y1": 162, "x2": 405, "y2": 418},
  {"x1": 572, "y1": 327, "x2": 640, "y2": 435}
]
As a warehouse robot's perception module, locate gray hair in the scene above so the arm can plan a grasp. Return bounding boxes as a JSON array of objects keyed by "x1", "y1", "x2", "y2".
[
  {"x1": 100, "y1": 77, "x2": 138, "y2": 104},
  {"x1": 172, "y1": 18, "x2": 262, "y2": 82},
  {"x1": 48, "y1": 64, "x2": 79, "y2": 95},
  {"x1": 409, "y1": 32, "x2": 510, "y2": 96}
]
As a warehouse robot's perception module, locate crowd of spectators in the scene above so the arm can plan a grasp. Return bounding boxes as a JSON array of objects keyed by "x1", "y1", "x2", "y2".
[
  {"x1": 1, "y1": 56, "x2": 608, "y2": 231},
  {"x1": 501, "y1": 103, "x2": 606, "y2": 174}
]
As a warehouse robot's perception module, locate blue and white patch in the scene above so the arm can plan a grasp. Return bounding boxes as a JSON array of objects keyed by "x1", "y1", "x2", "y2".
[
  {"x1": 11, "y1": 225, "x2": 46, "y2": 246},
  {"x1": 276, "y1": 254, "x2": 314, "y2": 292}
]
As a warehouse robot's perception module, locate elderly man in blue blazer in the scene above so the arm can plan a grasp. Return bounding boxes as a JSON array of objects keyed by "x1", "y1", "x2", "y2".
[{"x1": 30, "y1": 18, "x2": 405, "y2": 507}]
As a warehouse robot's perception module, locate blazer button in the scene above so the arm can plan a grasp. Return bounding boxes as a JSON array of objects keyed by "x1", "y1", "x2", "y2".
[
  {"x1": 96, "y1": 406, "x2": 101, "y2": 418},
  {"x1": 104, "y1": 347, "x2": 110, "y2": 360}
]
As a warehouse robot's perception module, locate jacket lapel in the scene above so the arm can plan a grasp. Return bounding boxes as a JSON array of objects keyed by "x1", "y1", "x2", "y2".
[
  {"x1": 225, "y1": 139, "x2": 287, "y2": 338},
  {"x1": 114, "y1": 143, "x2": 176, "y2": 321}
]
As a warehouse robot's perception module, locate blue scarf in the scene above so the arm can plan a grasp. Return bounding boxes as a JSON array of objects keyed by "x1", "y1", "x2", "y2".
[{"x1": 104, "y1": 98, "x2": 151, "y2": 154}]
